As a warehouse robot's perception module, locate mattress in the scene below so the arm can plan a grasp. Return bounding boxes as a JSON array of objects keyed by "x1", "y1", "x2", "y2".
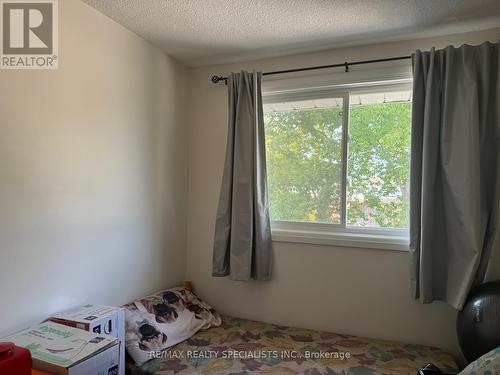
[{"x1": 126, "y1": 316, "x2": 458, "y2": 375}]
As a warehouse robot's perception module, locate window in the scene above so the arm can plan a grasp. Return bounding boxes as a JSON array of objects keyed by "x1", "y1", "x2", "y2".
[
  {"x1": 263, "y1": 83, "x2": 412, "y2": 250},
  {"x1": 264, "y1": 95, "x2": 345, "y2": 224}
]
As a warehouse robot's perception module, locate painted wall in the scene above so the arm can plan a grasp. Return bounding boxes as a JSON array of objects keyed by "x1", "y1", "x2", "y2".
[
  {"x1": 186, "y1": 28, "x2": 500, "y2": 357},
  {"x1": 0, "y1": 0, "x2": 188, "y2": 337}
]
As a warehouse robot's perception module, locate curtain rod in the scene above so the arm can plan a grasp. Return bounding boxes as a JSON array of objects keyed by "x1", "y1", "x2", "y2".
[{"x1": 210, "y1": 55, "x2": 412, "y2": 84}]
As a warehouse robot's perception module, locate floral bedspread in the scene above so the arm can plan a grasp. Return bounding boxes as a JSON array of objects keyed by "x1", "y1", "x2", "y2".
[{"x1": 127, "y1": 316, "x2": 458, "y2": 375}]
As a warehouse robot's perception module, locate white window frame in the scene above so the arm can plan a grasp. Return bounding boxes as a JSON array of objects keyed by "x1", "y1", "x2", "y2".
[{"x1": 263, "y1": 79, "x2": 412, "y2": 252}]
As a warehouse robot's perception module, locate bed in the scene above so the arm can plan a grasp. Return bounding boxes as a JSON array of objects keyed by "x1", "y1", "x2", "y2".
[{"x1": 126, "y1": 315, "x2": 458, "y2": 375}]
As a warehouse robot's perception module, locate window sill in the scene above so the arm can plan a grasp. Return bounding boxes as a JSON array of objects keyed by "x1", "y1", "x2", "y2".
[{"x1": 271, "y1": 227, "x2": 409, "y2": 252}]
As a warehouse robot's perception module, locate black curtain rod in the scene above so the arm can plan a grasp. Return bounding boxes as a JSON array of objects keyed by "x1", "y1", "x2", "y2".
[{"x1": 211, "y1": 55, "x2": 412, "y2": 84}]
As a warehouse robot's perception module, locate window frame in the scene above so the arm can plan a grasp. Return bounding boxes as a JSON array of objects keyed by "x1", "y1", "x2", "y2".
[{"x1": 263, "y1": 80, "x2": 412, "y2": 252}]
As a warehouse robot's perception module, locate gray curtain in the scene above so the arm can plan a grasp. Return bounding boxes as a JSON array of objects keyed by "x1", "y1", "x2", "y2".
[
  {"x1": 410, "y1": 42, "x2": 500, "y2": 310},
  {"x1": 212, "y1": 71, "x2": 273, "y2": 281}
]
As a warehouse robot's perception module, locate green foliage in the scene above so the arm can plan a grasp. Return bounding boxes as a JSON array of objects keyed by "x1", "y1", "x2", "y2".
[
  {"x1": 264, "y1": 101, "x2": 411, "y2": 228},
  {"x1": 347, "y1": 102, "x2": 411, "y2": 228},
  {"x1": 265, "y1": 107, "x2": 343, "y2": 223}
]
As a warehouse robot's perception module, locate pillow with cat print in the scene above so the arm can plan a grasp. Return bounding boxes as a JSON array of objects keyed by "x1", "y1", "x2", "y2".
[{"x1": 124, "y1": 286, "x2": 221, "y2": 366}]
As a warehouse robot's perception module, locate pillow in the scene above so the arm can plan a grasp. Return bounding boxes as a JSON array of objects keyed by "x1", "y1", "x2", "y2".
[
  {"x1": 459, "y1": 346, "x2": 500, "y2": 375},
  {"x1": 123, "y1": 286, "x2": 221, "y2": 366}
]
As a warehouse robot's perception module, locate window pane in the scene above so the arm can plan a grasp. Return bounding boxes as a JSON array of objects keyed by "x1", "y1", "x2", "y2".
[
  {"x1": 264, "y1": 97, "x2": 344, "y2": 224},
  {"x1": 347, "y1": 90, "x2": 412, "y2": 228}
]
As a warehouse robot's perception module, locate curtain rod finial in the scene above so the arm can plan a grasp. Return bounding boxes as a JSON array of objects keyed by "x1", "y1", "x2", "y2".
[{"x1": 211, "y1": 75, "x2": 227, "y2": 84}]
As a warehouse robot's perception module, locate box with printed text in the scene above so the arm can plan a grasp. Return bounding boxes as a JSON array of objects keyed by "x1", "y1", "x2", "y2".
[
  {"x1": 49, "y1": 305, "x2": 125, "y2": 375},
  {"x1": 4, "y1": 321, "x2": 119, "y2": 375}
]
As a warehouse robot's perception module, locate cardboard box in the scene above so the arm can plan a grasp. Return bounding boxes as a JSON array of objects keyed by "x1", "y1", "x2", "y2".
[
  {"x1": 49, "y1": 305, "x2": 125, "y2": 375},
  {"x1": 4, "y1": 321, "x2": 119, "y2": 375}
]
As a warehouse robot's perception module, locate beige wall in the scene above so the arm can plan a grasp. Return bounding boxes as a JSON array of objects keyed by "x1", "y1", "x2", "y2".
[
  {"x1": 186, "y1": 28, "x2": 500, "y2": 357},
  {"x1": 0, "y1": 0, "x2": 188, "y2": 336}
]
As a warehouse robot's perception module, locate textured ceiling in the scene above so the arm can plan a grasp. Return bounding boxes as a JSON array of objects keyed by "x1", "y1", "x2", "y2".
[{"x1": 82, "y1": 0, "x2": 500, "y2": 67}]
